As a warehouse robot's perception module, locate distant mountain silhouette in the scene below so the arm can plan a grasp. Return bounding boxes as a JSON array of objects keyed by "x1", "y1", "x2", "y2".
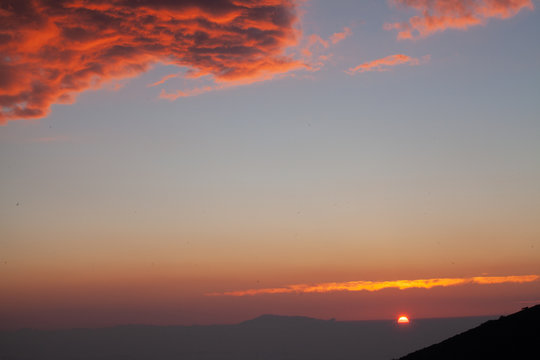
[
  {"x1": 0, "y1": 314, "x2": 495, "y2": 360},
  {"x1": 240, "y1": 314, "x2": 332, "y2": 326},
  {"x1": 399, "y1": 304, "x2": 540, "y2": 359}
]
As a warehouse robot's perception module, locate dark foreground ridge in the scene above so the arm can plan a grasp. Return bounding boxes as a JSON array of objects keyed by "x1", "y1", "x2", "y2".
[
  {"x1": 399, "y1": 304, "x2": 540, "y2": 359},
  {"x1": 1, "y1": 314, "x2": 497, "y2": 360}
]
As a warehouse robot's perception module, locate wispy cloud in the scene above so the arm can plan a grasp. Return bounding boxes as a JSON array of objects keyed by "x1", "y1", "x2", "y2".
[
  {"x1": 330, "y1": 27, "x2": 352, "y2": 44},
  {"x1": 0, "y1": 0, "x2": 303, "y2": 124},
  {"x1": 299, "y1": 26, "x2": 353, "y2": 72},
  {"x1": 208, "y1": 274, "x2": 539, "y2": 296},
  {"x1": 159, "y1": 84, "x2": 226, "y2": 100},
  {"x1": 158, "y1": 65, "x2": 302, "y2": 100},
  {"x1": 347, "y1": 54, "x2": 430, "y2": 74},
  {"x1": 386, "y1": 0, "x2": 534, "y2": 39},
  {"x1": 147, "y1": 73, "x2": 181, "y2": 88},
  {"x1": 301, "y1": 34, "x2": 329, "y2": 58}
]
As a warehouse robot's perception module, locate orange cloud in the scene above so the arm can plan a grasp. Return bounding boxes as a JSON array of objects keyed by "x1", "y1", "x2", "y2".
[
  {"x1": 160, "y1": 84, "x2": 226, "y2": 100},
  {"x1": 300, "y1": 34, "x2": 328, "y2": 59},
  {"x1": 0, "y1": 0, "x2": 303, "y2": 124},
  {"x1": 348, "y1": 54, "x2": 430, "y2": 74},
  {"x1": 208, "y1": 274, "x2": 539, "y2": 296},
  {"x1": 330, "y1": 26, "x2": 352, "y2": 44},
  {"x1": 148, "y1": 73, "x2": 181, "y2": 88},
  {"x1": 299, "y1": 26, "x2": 352, "y2": 70},
  {"x1": 386, "y1": 0, "x2": 534, "y2": 39}
]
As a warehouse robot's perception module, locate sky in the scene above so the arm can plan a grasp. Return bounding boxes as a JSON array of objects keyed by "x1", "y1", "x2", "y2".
[{"x1": 1, "y1": 0, "x2": 540, "y2": 330}]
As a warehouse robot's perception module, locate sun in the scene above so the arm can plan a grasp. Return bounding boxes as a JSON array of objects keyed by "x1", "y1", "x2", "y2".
[{"x1": 397, "y1": 316, "x2": 410, "y2": 324}]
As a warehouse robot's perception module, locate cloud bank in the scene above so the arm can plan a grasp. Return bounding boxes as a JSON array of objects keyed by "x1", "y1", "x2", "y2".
[
  {"x1": 208, "y1": 274, "x2": 539, "y2": 296},
  {"x1": 0, "y1": 0, "x2": 302, "y2": 123},
  {"x1": 386, "y1": 0, "x2": 534, "y2": 39}
]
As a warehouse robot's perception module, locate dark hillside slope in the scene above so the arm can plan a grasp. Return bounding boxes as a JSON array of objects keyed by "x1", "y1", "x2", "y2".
[{"x1": 399, "y1": 304, "x2": 540, "y2": 359}]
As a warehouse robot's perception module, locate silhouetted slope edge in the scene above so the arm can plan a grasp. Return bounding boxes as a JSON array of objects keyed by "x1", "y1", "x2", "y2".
[{"x1": 399, "y1": 304, "x2": 540, "y2": 359}]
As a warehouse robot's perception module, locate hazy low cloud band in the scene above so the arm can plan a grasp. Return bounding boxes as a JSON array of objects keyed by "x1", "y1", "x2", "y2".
[{"x1": 208, "y1": 275, "x2": 539, "y2": 296}]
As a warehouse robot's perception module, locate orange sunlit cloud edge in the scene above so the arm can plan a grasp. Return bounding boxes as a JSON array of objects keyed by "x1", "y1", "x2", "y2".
[
  {"x1": 208, "y1": 274, "x2": 539, "y2": 296},
  {"x1": 347, "y1": 54, "x2": 430, "y2": 74},
  {"x1": 2, "y1": 0, "x2": 534, "y2": 123},
  {"x1": 1, "y1": 0, "x2": 357, "y2": 123},
  {"x1": 157, "y1": 25, "x2": 352, "y2": 100},
  {"x1": 386, "y1": 0, "x2": 534, "y2": 39},
  {"x1": 0, "y1": 0, "x2": 304, "y2": 123}
]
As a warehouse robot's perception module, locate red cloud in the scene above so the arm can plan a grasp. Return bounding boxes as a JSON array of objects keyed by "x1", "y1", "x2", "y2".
[
  {"x1": 347, "y1": 54, "x2": 430, "y2": 74},
  {"x1": 0, "y1": 0, "x2": 303, "y2": 123},
  {"x1": 385, "y1": 0, "x2": 534, "y2": 39}
]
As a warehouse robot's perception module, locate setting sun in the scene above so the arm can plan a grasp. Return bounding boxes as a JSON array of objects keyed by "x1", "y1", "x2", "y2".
[{"x1": 398, "y1": 316, "x2": 410, "y2": 324}]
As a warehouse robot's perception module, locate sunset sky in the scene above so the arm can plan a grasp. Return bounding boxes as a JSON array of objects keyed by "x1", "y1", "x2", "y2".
[{"x1": 1, "y1": 0, "x2": 539, "y2": 330}]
